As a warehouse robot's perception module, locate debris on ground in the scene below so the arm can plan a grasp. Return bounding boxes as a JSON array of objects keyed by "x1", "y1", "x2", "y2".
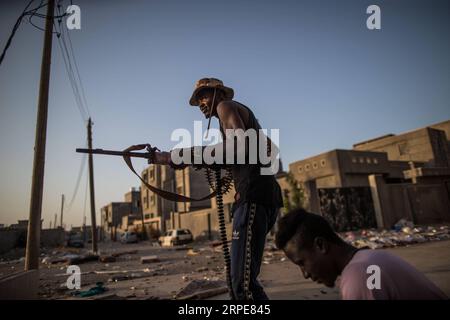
[
  {"x1": 99, "y1": 255, "x2": 116, "y2": 263},
  {"x1": 195, "y1": 267, "x2": 208, "y2": 272},
  {"x1": 68, "y1": 254, "x2": 99, "y2": 265},
  {"x1": 140, "y1": 255, "x2": 160, "y2": 264},
  {"x1": 174, "y1": 279, "x2": 227, "y2": 299},
  {"x1": 111, "y1": 250, "x2": 138, "y2": 257},
  {"x1": 341, "y1": 225, "x2": 450, "y2": 249},
  {"x1": 42, "y1": 253, "x2": 99, "y2": 265},
  {"x1": 187, "y1": 249, "x2": 200, "y2": 256},
  {"x1": 174, "y1": 245, "x2": 193, "y2": 251},
  {"x1": 70, "y1": 282, "x2": 107, "y2": 298}
]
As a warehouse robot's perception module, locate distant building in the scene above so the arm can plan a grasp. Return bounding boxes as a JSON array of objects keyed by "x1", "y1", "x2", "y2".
[
  {"x1": 100, "y1": 187, "x2": 142, "y2": 241},
  {"x1": 139, "y1": 165, "x2": 211, "y2": 235},
  {"x1": 9, "y1": 220, "x2": 31, "y2": 230}
]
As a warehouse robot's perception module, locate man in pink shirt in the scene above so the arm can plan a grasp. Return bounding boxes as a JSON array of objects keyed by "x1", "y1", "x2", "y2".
[{"x1": 275, "y1": 208, "x2": 448, "y2": 300}]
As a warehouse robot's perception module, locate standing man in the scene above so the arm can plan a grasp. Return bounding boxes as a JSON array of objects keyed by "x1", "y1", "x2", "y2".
[{"x1": 153, "y1": 78, "x2": 283, "y2": 300}]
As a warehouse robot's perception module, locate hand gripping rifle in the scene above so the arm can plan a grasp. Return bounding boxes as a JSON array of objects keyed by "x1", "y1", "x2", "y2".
[{"x1": 76, "y1": 143, "x2": 236, "y2": 299}]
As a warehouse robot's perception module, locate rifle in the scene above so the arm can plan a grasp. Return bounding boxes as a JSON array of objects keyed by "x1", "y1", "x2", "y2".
[
  {"x1": 75, "y1": 144, "x2": 232, "y2": 202},
  {"x1": 76, "y1": 143, "x2": 235, "y2": 299},
  {"x1": 76, "y1": 143, "x2": 157, "y2": 161}
]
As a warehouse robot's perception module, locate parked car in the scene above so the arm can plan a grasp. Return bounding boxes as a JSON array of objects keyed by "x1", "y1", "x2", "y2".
[
  {"x1": 120, "y1": 231, "x2": 139, "y2": 244},
  {"x1": 159, "y1": 229, "x2": 193, "y2": 246},
  {"x1": 67, "y1": 233, "x2": 84, "y2": 248}
]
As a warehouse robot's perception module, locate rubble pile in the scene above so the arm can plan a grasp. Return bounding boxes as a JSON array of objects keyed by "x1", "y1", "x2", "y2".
[{"x1": 340, "y1": 221, "x2": 450, "y2": 250}]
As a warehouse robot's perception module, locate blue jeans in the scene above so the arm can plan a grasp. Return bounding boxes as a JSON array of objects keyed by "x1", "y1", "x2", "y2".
[{"x1": 230, "y1": 202, "x2": 279, "y2": 300}]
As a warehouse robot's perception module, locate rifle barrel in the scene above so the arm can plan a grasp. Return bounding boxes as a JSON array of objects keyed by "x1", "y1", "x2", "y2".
[{"x1": 76, "y1": 148, "x2": 150, "y2": 159}]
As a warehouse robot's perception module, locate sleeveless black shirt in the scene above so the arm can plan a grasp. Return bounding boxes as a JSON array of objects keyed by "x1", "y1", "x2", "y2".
[{"x1": 219, "y1": 101, "x2": 283, "y2": 212}]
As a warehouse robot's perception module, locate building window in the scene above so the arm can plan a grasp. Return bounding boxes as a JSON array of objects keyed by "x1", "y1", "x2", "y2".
[
  {"x1": 313, "y1": 162, "x2": 318, "y2": 169},
  {"x1": 298, "y1": 166, "x2": 303, "y2": 173},
  {"x1": 144, "y1": 214, "x2": 150, "y2": 220},
  {"x1": 305, "y1": 164, "x2": 311, "y2": 171},
  {"x1": 143, "y1": 171, "x2": 148, "y2": 182},
  {"x1": 150, "y1": 168, "x2": 155, "y2": 181},
  {"x1": 320, "y1": 159, "x2": 326, "y2": 167},
  {"x1": 143, "y1": 197, "x2": 147, "y2": 208},
  {"x1": 177, "y1": 186, "x2": 183, "y2": 195},
  {"x1": 366, "y1": 157, "x2": 371, "y2": 164},
  {"x1": 352, "y1": 157, "x2": 357, "y2": 164},
  {"x1": 373, "y1": 158, "x2": 379, "y2": 164},
  {"x1": 359, "y1": 157, "x2": 364, "y2": 164},
  {"x1": 398, "y1": 143, "x2": 408, "y2": 156},
  {"x1": 150, "y1": 195, "x2": 155, "y2": 205}
]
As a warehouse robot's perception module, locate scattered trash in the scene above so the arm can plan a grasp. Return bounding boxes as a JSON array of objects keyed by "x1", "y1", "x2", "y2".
[
  {"x1": 71, "y1": 282, "x2": 107, "y2": 298},
  {"x1": 182, "y1": 275, "x2": 190, "y2": 281},
  {"x1": 174, "y1": 245, "x2": 193, "y2": 251},
  {"x1": 196, "y1": 267, "x2": 208, "y2": 272},
  {"x1": 140, "y1": 255, "x2": 160, "y2": 264},
  {"x1": 99, "y1": 255, "x2": 116, "y2": 263},
  {"x1": 341, "y1": 224, "x2": 450, "y2": 249},
  {"x1": 187, "y1": 249, "x2": 200, "y2": 256},
  {"x1": 111, "y1": 250, "x2": 138, "y2": 258},
  {"x1": 175, "y1": 279, "x2": 227, "y2": 299},
  {"x1": 393, "y1": 219, "x2": 414, "y2": 231}
]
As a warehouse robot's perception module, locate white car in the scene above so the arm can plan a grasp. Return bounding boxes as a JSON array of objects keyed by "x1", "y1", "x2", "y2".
[
  {"x1": 120, "y1": 231, "x2": 138, "y2": 244},
  {"x1": 159, "y1": 229, "x2": 193, "y2": 246}
]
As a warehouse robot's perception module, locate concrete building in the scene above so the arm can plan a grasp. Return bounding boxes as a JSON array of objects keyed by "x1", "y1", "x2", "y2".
[
  {"x1": 100, "y1": 187, "x2": 142, "y2": 241},
  {"x1": 288, "y1": 120, "x2": 450, "y2": 231},
  {"x1": 140, "y1": 165, "x2": 212, "y2": 235},
  {"x1": 140, "y1": 164, "x2": 176, "y2": 235}
]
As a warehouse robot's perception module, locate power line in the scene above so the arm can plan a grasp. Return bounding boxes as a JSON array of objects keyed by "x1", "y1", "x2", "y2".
[
  {"x1": 66, "y1": 143, "x2": 87, "y2": 213},
  {"x1": 61, "y1": 10, "x2": 91, "y2": 118},
  {"x1": 0, "y1": 0, "x2": 37, "y2": 66},
  {"x1": 1, "y1": 0, "x2": 69, "y2": 66},
  {"x1": 54, "y1": 1, "x2": 90, "y2": 122}
]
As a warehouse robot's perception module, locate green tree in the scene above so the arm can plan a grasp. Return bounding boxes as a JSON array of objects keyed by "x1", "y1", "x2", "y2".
[{"x1": 283, "y1": 172, "x2": 305, "y2": 213}]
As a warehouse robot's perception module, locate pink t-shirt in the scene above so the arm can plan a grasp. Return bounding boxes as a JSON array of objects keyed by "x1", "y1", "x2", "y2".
[{"x1": 339, "y1": 249, "x2": 448, "y2": 300}]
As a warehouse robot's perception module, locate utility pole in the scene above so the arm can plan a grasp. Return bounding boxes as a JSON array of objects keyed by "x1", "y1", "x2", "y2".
[
  {"x1": 83, "y1": 215, "x2": 86, "y2": 243},
  {"x1": 54, "y1": 213, "x2": 57, "y2": 229},
  {"x1": 25, "y1": 0, "x2": 55, "y2": 271},
  {"x1": 87, "y1": 118, "x2": 98, "y2": 253},
  {"x1": 60, "y1": 194, "x2": 65, "y2": 229}
]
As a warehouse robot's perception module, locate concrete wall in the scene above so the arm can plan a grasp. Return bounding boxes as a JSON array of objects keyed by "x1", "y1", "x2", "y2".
[
  {"x1": 41, "y1": 228, "x2": 65, "y2": 247},
  {"x1": 353, "y1": 127, "x2": 444, "y2": 165},
  {"x1": 369, "y1": 174, "x2": 450, "y2": 228},
  {"x1": 169, "y1": 205, "x2": 233, "y2": 241},
  {"x1": 289, "y1": 150, "x2": 341, "y2": 187},
  {"x1": 0, "y1": 228, "x2": 65, "y2": 254},
  {"x1": 0, "y1": 229, "x2": 20, "y2": 254},
  {"x1": 407, "y1": 184, "x2": 450, "y2": 224}
]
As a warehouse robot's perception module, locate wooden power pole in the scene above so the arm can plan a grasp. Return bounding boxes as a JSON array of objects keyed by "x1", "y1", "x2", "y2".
[
  {"x1": 25, "y1": 0, "x2": 55, "y2": 271},
  {"x1": 60, "y1": 194, "x2": 65, "y2": 228},
  {"x1": 87, "y1": 118, "x2": 98, "y2": 253}
]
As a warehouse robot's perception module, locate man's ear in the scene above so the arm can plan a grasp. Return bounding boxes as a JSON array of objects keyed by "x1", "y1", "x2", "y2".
[{"x1": 313, "y1": 237, "x2": 329, "y2": 254}]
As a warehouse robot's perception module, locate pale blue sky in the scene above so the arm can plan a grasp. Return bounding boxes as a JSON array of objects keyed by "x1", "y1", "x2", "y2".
[{"x1": 0, "y1": 0, "x2": 449, "y2": 227}]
